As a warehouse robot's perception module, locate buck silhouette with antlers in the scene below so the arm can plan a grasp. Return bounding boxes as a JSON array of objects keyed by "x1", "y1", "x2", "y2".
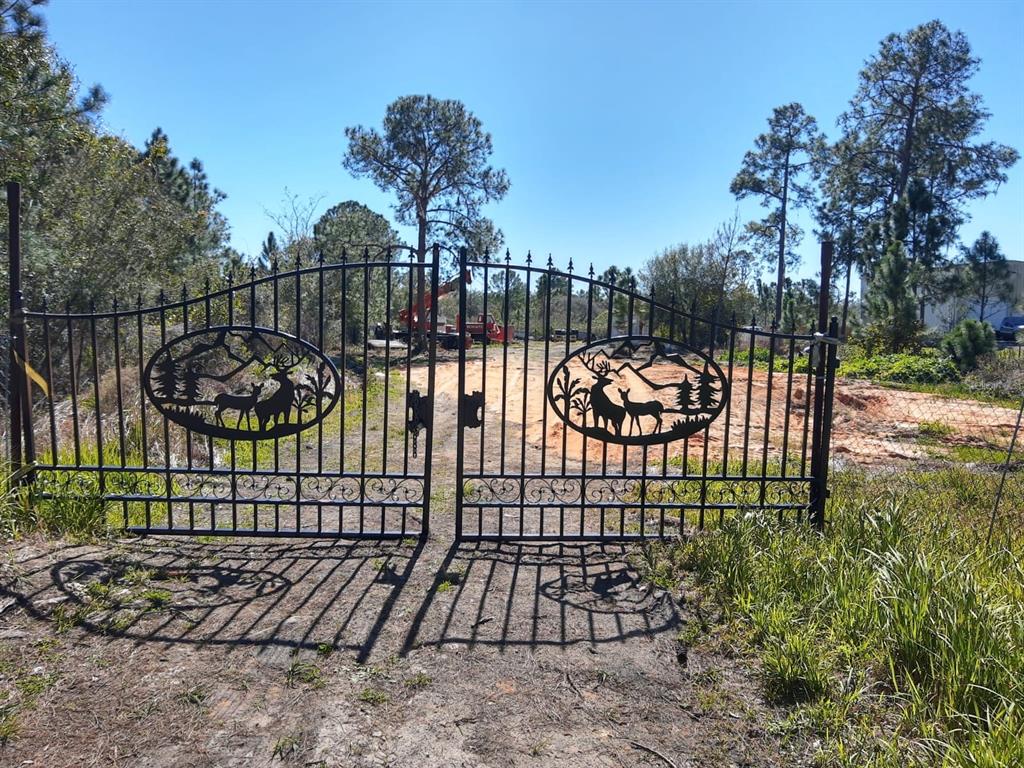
[{"x1": 578, "y1": 353, "x2": 625, "y2": 436}]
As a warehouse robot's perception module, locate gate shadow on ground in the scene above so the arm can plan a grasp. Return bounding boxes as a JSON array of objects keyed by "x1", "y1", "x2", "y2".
[
  {"x1": 3, "y1": 538, "x2": 424, "y2": 663},
  {"x1": 401, "y1": 541, "x2": 680, "y2": 654}
]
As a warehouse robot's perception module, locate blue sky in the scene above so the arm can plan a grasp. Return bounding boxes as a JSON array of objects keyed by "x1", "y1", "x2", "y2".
[{"x1": 46, "y1": 0, "x2": 1023, "y2": 282}]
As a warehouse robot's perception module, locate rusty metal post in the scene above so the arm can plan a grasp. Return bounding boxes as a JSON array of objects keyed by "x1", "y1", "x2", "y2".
[{"x1": 809, "y1": 240, "x2": 835, "y2": 530}]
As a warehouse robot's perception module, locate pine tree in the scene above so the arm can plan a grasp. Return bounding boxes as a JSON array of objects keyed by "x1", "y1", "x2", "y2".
[
  {"x1": 676, "y1": 377, "x2": 695, "y2": 414},
  {"x1": 180, "y1": 363, "x2": 202, "y2": 404},
  {"x1": 696, "y1": 367, "x2": 718, "y2": 411},
  {"x1": 730, "y1": 103, "x2": 827, "y2": 322},
  {"x1": 960, "y1": 232, "x2": 1013, "y2": 322},
  {"x1": 866, "y1": 241, "x2": 919, "y2": 353},
  {"x1": 259, "y1": 231, "x2": 278, "y2": 272},
  {"x1": 153, "y1": 355, "x2": 179, "y2": 400}
]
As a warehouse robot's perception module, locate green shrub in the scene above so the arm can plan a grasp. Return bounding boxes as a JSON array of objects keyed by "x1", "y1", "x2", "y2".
[
  {"x1": 840, "y1": 349, "x2": 961, "y2": 385},
  {"x1": 735, "y1": 345, "x2": 812, "y2": 374},
  {"x1": 942, "y1": 319, "x2": 996, "y2": 372}
]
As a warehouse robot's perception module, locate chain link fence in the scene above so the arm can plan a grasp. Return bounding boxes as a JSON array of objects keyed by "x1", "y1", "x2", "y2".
[{"x1": 828, "y1": 342, "x2": 1024, "y2": 540}]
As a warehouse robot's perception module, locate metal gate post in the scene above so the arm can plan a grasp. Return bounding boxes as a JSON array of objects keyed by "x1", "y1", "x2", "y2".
[
  {"x1": 5, "y1": 183, "x2": 26, "y2": 479},
  {"x1": 809, "y1": 240, "x2": 834, "y2": 530},
  {"x1": 420, "y1": 243, "x2": 443, "y2": 537},
  {"x1": 453, "y1": 246, "x2": 468, "y2": 540}
]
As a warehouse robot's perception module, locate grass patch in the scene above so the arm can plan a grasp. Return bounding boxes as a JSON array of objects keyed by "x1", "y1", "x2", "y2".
[
  {"x1": 176, "y1": 684, "x2": 208, "y2": 709},
  {"x1": 644, "y1": 468, "x2": 1024, "y2": 766},
  {"x1": 403, "y1": 672, "x2": 432, "y2": 689},
  {"x1": 917, "y1": 420, "x2": 953, "y2": 438},
  {"x1": 357, "y1": 687, "x2": 389, "y2": 705},
  {"x1": 314, "y1": 642, "x2": 334, "y2": 658},
  {"x1": 141, "y1": 588, "x2": 172, "y2": 608},
  {"x1": 285, "y1": 659, "x2": 324, "y2": 689}
]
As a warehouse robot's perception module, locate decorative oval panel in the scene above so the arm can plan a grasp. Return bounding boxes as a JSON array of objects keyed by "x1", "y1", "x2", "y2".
[
  {"x1": 143, "y1": 326, "x2": 340, "y2": 440},
  {"x1": 546, "y1": 336, "x2": 730, "y2": 446}
]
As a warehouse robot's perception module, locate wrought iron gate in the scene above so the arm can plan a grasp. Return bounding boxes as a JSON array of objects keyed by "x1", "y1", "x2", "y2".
[
  {"x1": 10, "y1": 211, "x2": 440, "y2": 538},
  {"x1": 6, "y1": 180, "x2": 838, "y2": 541},
  {"x1": 453, "y1": 247, "x2": 838, "y2": 541}
]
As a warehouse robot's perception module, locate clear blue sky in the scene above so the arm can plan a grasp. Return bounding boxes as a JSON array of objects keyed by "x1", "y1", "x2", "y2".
[{"x1": 46, "y1": 0, "x2": 1023, "y2": 282}]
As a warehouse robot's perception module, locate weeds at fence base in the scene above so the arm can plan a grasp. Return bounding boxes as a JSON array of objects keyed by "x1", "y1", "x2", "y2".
[{"x1": 638, "y1": 467, "x2": 1024, "y2": 767}]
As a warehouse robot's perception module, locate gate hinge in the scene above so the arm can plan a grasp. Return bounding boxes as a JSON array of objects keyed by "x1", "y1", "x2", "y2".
[{"x1": 461, "y1": 390, "x2": 484, "y2": 429}]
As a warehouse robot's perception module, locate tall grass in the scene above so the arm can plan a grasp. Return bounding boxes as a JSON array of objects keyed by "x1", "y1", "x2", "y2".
[{"x1": 672, "y1": 468, "x2": 1024, "y2": 767}]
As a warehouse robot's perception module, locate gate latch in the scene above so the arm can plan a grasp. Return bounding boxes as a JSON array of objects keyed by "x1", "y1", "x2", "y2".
[
  {"x1": 407, "y1": 390, "x2": 431, "y2": 456},
  {"x1": 461, "y1": 390, "x2": 484, "y2": 429}
]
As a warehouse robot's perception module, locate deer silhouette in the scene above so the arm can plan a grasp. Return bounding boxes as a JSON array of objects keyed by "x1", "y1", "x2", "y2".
[
  {"x1": 255, "y1": 372, "x2": 296, "y2": 432},
  {"x1": 618, "y1": 387, "x2": 664, "y2": 435},
  {"x1": 213, "y1": 383, "x2": 263, "y2": 429},
  {"x1": 579, "y1": 354, "x2": 624, "y2": 436}
]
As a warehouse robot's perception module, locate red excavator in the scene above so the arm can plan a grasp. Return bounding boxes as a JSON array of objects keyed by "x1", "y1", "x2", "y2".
[
  {"x1": 456, "y1": 312, "x2": 513, "y2": 344},
  {"x1": 393, "y1": 270, "x2": 513, "y2": 349}
]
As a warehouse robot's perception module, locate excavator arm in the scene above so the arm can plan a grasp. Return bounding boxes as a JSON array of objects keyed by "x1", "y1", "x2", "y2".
[{"x1": 396, "y1": 269, "x2": 472, "y2": 326}]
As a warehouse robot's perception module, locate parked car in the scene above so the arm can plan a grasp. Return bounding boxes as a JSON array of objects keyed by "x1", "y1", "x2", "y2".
[{"x1": 996, "y1": 315, "x2": 1024, "y2": 342}]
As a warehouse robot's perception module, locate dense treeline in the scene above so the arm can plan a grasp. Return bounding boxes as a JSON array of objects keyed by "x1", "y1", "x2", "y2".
[
  {"x1": 618, "y1": 19, "x2": 1019, "y2": 348},
  {"x1": 0, "y1": 1, "x2": 238, "y2": 315}
]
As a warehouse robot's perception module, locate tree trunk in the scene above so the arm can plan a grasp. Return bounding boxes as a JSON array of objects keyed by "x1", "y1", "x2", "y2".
[
  {"x1": 894, "y1": 76, "x2": 922, "y2": 204},
  {"x1": 841, "y1": 260, "x2": 852, "y2": 338},
  {"x1": 415, "y1": 217, "x2": 427, "y2": 351},
  {"x1": 774, "y1": 159, "x2": 790, "y2": 325}
]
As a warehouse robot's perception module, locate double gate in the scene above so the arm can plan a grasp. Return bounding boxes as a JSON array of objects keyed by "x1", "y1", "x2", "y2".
[{"x1": 7, "y1": 208, "x2": 838, "y2": 541}]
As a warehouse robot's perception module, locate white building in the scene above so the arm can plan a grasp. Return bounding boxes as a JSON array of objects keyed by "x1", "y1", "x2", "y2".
[{"x1": 860, "y1": 259, "x2": 1024, "y2": 332}]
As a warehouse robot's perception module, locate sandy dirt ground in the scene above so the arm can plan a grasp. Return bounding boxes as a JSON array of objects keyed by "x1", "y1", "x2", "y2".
[
  {"x1": 419, "y1": 345, "x2": 1020, "y2": 472},
  {"x1": 1, "y1": 344, "x2": 1018, "y2": 767},
  {"x1": 0, "y1": 535, "x2": 809, "y2": 767}
]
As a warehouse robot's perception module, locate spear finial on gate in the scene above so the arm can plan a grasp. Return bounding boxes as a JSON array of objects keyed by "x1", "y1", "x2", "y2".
[
  {"x1": 340, "y1": 247, "x2": 347, "y2": 264},
  {"x1": 526, "y1": 250, "x2": 533, "y2": 266},
  {"x1": 567, "y1": 257, "x2": 574, "y2": 274},
  {"x1": 547, "y1": 253, "x2": 554, "y2": 270},
  {"x1": 588, "y1": 263, "x2": 594, "y2": 279},
  {"x1": 317, "y1": 247, "x2": 325, "y2": 265},
  {"x1": 505, "y1": 248, "x2": 511, "y2": 264}
]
